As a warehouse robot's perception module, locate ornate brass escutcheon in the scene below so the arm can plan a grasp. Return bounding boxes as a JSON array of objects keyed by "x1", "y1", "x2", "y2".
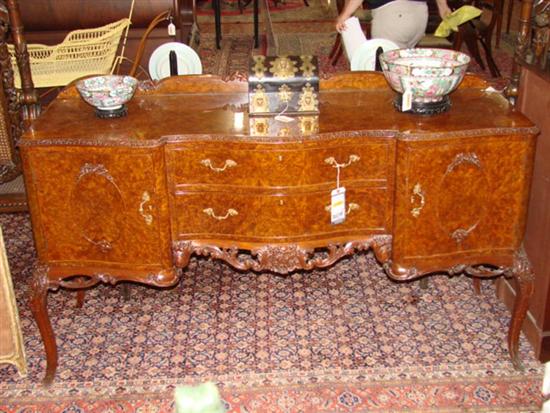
[
  {"x1": 139, "y1": 191, "x2": 153, "y2": 225},
  {"x1": 410, "y1": 183, "x2": 425, "y2": 218}
]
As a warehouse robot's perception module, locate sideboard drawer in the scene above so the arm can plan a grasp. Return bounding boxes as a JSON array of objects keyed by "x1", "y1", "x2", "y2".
[
  {"x1": 166, "y1": 140, "x2": 394, "y2": 188},
  {"x1": 172, "y1": 186, "x2": 391, "y2": 242}
]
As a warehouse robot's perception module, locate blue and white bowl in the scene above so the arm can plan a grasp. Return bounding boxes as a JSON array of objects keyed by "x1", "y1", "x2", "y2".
[{"x1": 76, "y1": 75, "x2": 138, "y2": 111}]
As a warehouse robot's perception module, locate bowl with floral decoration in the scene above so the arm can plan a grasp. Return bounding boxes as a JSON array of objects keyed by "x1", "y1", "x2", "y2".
[
  {"x1": 379, "y1": 48, "x2": 470, "y2": 115},
  {"x1": 76, "y1": 75, "x2": 138, "y2": 118}
]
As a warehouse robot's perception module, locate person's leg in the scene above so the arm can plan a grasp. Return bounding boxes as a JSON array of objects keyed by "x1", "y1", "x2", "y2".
[{"x1": 371, "y1": 0, "x2": 428, "y2": 48}]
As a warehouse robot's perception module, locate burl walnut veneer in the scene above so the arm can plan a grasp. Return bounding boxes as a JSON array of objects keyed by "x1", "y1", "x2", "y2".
[{"x1": 20, "y1": 72, "x2": 538, "y2": 384}]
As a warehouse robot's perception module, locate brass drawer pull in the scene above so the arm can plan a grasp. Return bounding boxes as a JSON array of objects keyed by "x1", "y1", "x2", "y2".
[
  {"x1": 410, "y1": 183, "x2": 425, "y2": 218},
  {"x1": 324, "y1": 202, "x2": 360, "y2": 214},
  {"x1": 200, "y1": 158, "x2": 237, "y2": 173},
  {"x1": 202, "y1": 208, "x2": 238, "y2": 220},
  {"x1": 139, "y1": 191, "x2": 153, "y2": 225},
  {"x1": 324, "y1": 154, "x2": 360, "y2": 169}
]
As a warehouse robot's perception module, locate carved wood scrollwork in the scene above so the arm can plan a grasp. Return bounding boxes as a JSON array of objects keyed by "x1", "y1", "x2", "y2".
[
  {"x1": 77, "y1": 163, "x2": 115, "y2": 183},
  {"x1": 439, "y1": 152, "x2": 486, "y2": 245},
  {"x1": 35, "y1": 268, "x2": 181, "y2": 291},
  {"x1": 384, "y1": 261, "x2": 508, "y2": 281},
  {"x1": 173, "y1": 235, "x2": 392, "y2": 274},
  {"x1": 72, "y1": 163, "x2": 124, "y2": 252},
  {"x1": 446, "y1": 152, "x2": 481, "y2": 174}
]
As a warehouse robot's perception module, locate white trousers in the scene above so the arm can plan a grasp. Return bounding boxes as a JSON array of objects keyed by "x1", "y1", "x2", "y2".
[{"x1": 371, "y1": 0, "x2": 429, "y2": 48}]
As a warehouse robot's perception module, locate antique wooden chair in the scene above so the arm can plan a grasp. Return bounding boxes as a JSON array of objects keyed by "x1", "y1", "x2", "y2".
[
  {"x1": 0, "y1": 0, "x2": 39, "y2": 212},
  {"x1": 450, "y1": 0, "x2": 503, "y2": 77}
]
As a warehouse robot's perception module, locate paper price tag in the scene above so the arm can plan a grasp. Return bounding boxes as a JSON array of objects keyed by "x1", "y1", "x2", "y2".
[
  {"x1": 401, "y1": 88, "x2": 413, "y2": 112},
  {"x1": 168, "y1": 22, "x2": 176, "y2": 36},
  {"x1": 330, "y1": 187, "x2": 346, "y2": 225}
]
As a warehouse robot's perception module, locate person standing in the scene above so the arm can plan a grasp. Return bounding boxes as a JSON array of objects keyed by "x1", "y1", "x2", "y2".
[{"x1": 335, "y1": 0, "x2": 452, "y2": 48}]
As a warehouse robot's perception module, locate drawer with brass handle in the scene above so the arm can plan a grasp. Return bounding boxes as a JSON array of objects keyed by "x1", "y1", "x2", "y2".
[
  {"x1": 172, "y1": 186, "x2": 391, "y2": 242},
  {"x1": 166, "y1": 140, "x2": 394, "y2": 188}
]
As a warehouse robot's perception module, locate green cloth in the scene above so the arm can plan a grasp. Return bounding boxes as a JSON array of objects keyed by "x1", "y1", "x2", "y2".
[
  {"x1": 174, "y1": 382, "x2": 224, "y2": 413},
  {"x1": 434, "y1": 5, "x2": 483, "y2": 37}
]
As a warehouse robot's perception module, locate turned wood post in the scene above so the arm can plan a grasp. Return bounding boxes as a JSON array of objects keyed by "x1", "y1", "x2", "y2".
[
  {"x1": 506, "y1": 0, "x2": 535, "y2": 106},
  {"x1": 5, "y1": 0, "x2": 39, "y2": 120}
]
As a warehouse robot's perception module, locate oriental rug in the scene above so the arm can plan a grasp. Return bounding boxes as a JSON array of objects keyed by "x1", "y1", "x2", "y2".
[{"x1": 0, "y1": 212, "x2": 544, "y2": 412}]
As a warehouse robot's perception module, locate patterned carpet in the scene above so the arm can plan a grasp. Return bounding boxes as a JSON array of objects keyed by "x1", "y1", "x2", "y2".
[{"x1": 0, "y1": 212, "x2": 544, "y2": 412}]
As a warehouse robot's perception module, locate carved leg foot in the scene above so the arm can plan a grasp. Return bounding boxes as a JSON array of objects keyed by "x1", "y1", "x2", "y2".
[
  {"x1": 508, "y1": 250, "x2": 535, "y2": 370},
  {"x1": 29, "y1": 264, "x2": 57, "y2": 385}
]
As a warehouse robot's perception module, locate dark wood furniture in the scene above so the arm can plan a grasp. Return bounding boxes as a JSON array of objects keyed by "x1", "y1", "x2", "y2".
[
  {"x1": 0, "y1": 0, "x2": 38, "y2": 212},
  {"x1": 451, "y1": 0, "x2": 503, "y2": 77},
  {"x1": 502, "y1": 0, "x2": 550, "y2": 363},
  {"x1": 212, "y1": 0, "x2": 260, "y2": 49},
  {"x1": 20, "y1": 72, "x2": 537, "y2": 384}
]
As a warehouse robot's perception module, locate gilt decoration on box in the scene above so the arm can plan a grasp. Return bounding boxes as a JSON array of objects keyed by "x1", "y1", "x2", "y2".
[{"x1": 249, "y1": 55, "x2": 319, "y2": 116}]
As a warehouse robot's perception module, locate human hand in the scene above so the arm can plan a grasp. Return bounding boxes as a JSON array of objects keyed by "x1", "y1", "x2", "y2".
[
  {"x1": 436, "y1": 0, "x2": 452, "y2": 18},
  {"x1": 335, "y1": 16, "x2": 348, "y2": 32}
]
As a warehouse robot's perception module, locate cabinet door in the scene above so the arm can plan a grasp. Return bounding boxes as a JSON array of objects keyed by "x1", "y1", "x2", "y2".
[
  {"x1": 391, "y1": 134, "x2": 535, "y2": 275},
  {"x1": 22, "y1": 146, "x2": 172, "y2": 270}
]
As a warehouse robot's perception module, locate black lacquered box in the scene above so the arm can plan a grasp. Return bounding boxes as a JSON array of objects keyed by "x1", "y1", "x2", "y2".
[{"x1": 248, "y1": 55, "x2": 319, "y2": 116}]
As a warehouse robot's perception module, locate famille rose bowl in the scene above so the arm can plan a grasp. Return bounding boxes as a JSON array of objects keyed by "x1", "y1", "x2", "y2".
[
  {"x1": 76, "y1": 75, "x2": 138, "y2": 118},
  {"x1": 379, "y1": 48, "x2": 470, "y2": 114}
]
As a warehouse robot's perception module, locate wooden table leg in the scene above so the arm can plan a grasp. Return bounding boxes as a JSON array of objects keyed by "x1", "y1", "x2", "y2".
[
  {"x1": 29, "y1": 265, "x2": 57, "y2": 385},
  {"x1": 508, "y1": 249, "x2": 535, "y2": 370},
  {"x1": 253, "y1": 0, "x2": 259, "y2": 48},
  {"x1": 214, "y1": 0, "x2": 222, "y2": 49}
]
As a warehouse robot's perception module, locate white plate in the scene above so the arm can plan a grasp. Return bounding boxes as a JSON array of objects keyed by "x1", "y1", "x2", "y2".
[
  {"x1": 148, "y1": 42, "x2": 202, "y2": 80},
  {"x1": 350, "y1": 39, "x2": 399, "y2": 71}
]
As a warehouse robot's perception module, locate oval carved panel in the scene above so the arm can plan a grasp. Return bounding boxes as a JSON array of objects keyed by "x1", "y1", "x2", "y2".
[
  {"x1": 71, "y1": 164, "x2": 125, "y2": 252},
  {"x1": 436, "y1": 153, "x2": 489, "y2": 244}
]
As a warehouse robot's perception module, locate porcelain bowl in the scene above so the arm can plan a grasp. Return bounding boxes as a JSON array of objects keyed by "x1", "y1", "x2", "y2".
[
  {"x1": 379, "y1": 48, "x2": 470, "y2": 104},
  {"x1": 76, "y1": 75, "x2": 138, "y2": 111}
]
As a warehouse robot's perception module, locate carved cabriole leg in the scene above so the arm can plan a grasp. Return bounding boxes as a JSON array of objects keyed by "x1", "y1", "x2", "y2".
[
  {"x1": 385, "y1": 258, "x2": 532, "y2": 369},
  {"x1": 29, "y1": 264, "x2": 57, "y2": 385},
  {"x1": 32, "y1": 267, "x2": 179, "y2": 384},
  {"x1": 507, "y1": 249, "x2": 535, "y2": 370}
]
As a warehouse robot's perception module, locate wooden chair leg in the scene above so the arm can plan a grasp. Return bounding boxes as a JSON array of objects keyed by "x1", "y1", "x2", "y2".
[
  {"x1": 329, "y1": 34, "x2": 343, "y2": 66},
  {"x1": 472, "y1": 278, "x2": 481, "y2": 295},
  {"x1": 463, "y1": 26, "x2": 487, "y2": 70},
  {"x1": 506, "y1": 0, "x2": 515, "y2": 34},
  {"x1": 495, "y1": 0, "x2": 503, "y2": 48},
  {"x1": 75, "y1": 290, "x2": 85, "y2": 308},
  {"x1": 419, "y1": 277, "x2": 429, "y2": 289},
  {"x1": 121, "y1": 283, "x2": 131, "y2": 301}
]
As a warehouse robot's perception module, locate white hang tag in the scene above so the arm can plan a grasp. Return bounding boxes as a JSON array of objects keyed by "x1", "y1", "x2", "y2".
[
  {"x1": 330, "y1": 187, "x2": 346, "y2": 225},
  {"x1": 274, "y1": 114, "x2": 295, "y2": 123},
  {"x1": 168, "y1": 22, "x2": 176, "y2": 36},
  {"x1": 401, "y1": 88, "x2": 413, "y2": 112}
]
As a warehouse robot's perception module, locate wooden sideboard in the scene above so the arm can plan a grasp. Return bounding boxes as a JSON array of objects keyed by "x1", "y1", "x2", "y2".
[{"x1": 20, "y1": 72, "x2": 538, "y2": 384}]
